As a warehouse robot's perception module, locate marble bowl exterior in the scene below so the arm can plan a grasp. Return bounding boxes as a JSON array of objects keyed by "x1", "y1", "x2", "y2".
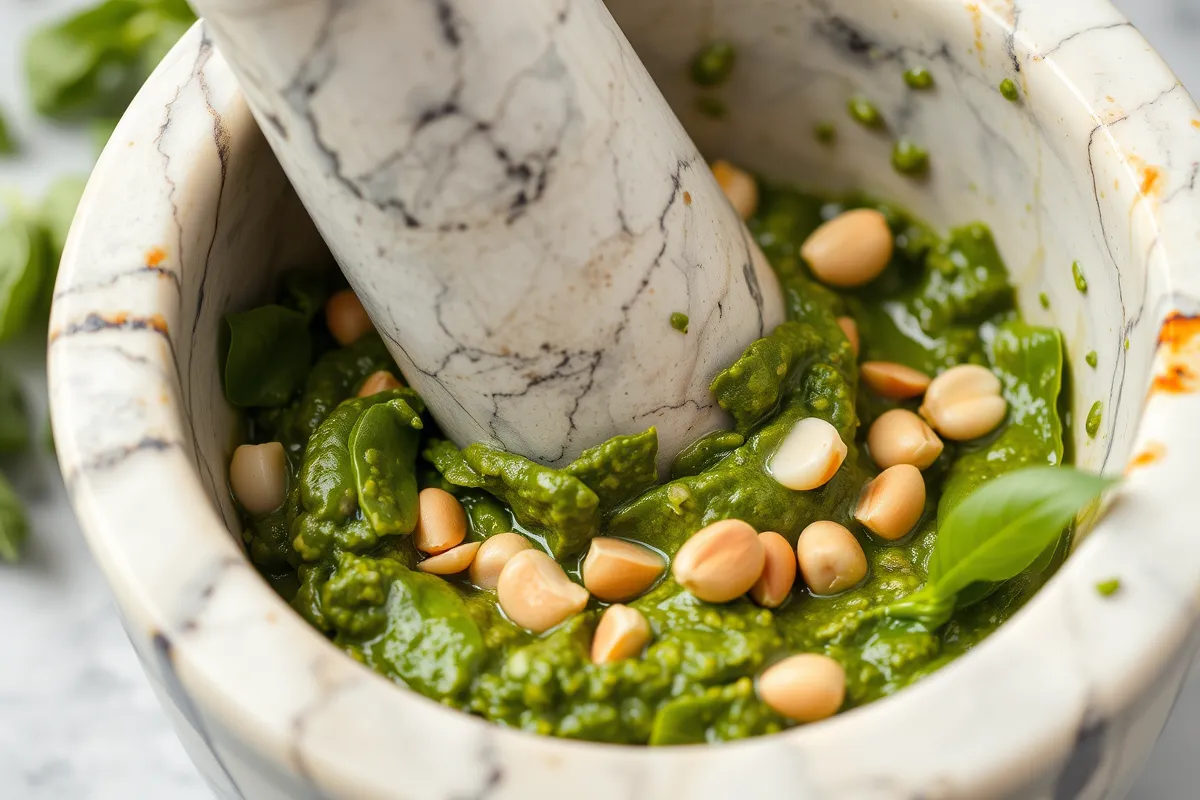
[{"x1": 48, "y1": 1, "x2": 1200, "y2": 798}]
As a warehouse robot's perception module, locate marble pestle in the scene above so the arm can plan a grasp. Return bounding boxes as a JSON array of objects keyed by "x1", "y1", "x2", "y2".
[{"x1": 190, "y1": 0, "x2": 784, "y2": 467}]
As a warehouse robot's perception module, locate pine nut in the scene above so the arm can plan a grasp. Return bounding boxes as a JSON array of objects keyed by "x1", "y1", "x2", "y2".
[
  {"x1": 469, "y1": 532, "x2": 533, "y2": 590},
  {"x1": 672, "y1": 519, "x2": 765, "y2": 603},
  {"x1": 413, "y1": 487, "x2": 468, "y2": 554},
  {"x1": 758, "y1": 654, "x2": 846, "y2": 722},
  {"x1": 591, "y1": 604, "x2": 651, "y2": 664},
  {"x1": 497, "y1": 549, "x2": 589, "y2": 633},
  {"x1": 854, "y1": 464, "x2": 926, "y2": 540},
  {"x1": 229, "y1": 442, "x2": 288, "y2": 516},
  {"x1": 582, "y1": 538, "x2": 666, "y2": 602},
  {"x1": 711, "y1": 160, "x2": 759, "y2": 219},
  {"x1": 769, "y1": 417, "x2": 847, "y2": 491},
  {"x1": 357, "y1": 370, "x2": 403, "y2": 397},
  {"x1": 836, "y1": 316, "x2": 859, "y2": 356},
  {"x1": 860, "y1": 361, "x2": 931, "y2": 400},
  {"x1": 919, "y1": 364, "x2": 1008, "y2": 441},
  {"x1": 800, "y1": 208, "x2": 893, "y2": 288},
  {"x1": 867, "y1": 409, "x2": 944, "y2": 470},
  {"x1": 750, "y1": 531, "x2": 797, "y2": 608},
  {"x1": 418, "y1": 541, "x2": 480, "y2": 575},
  {"x1": 796, "y1": 521, "x2": 868, "y2": 594},
  {"x1": 325, "y1": 289, "x2": 374, "y2": 346}
]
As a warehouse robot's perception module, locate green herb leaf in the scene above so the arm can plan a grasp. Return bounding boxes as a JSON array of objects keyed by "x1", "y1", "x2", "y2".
[
  {"x1": 37, "y1": 175, "x2": 88, "y2": 311},
  {"x1": 0, "y1": 109, "x2": 17, "y2": 155},
  {"x1": 24, "y1": 0, "x2": 195, "y2": 120},
  {"x1": 0, "y1": 363, "x2": 29, "y2": 453},
  {"x1": 0, "y1": 210, "x2": 48, "y2": 342},
  {"x1": 349, "y1": 399, "x2": 423, "y2": 536},
  {"x1": 222, "y1": 305, "x2": 312, "y2": 407},
  {"x1": 927, "y1": 466, "x2": 1116, "y2": 598},
  {"x1": 0, "y1": 472, "x2": 29, "y2": 563}
]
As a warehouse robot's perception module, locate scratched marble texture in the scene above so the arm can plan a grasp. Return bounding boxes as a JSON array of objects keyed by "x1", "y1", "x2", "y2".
[{"x1": 5, "y1": 0, "x2": 1200, "y2": 798}]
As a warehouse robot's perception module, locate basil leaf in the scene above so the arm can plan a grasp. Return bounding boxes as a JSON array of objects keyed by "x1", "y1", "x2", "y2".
[
  {"x1": 24, "y1": 0, "x2": 195, "y2": 120},
  {"x1": 39, "y1": 175, "x2": 88, "y2": 262},
  {"x1": 0, "y1": 109, "x2": 16, "y2": 155},
  {"x1": 0, "y1": 211, "x2": 48, "y2": 342},
  {"x1": 37, "y1": 175, "x2": 88, "y2": 312},
  {"x1": 222, "y1": 305, "x2": 312, "y2": 407},
  {"x1": 0, "y1": 364, "x2": 29, "y2": 453},
  {"x1": 0, "y1": 472, "x2": 29, "y2": 563},
  {"x1": 349, "y1": 399, "x2": 423, "y2": 536},
  {"x1": 280, "y1": 271, "x2": 331, "y2": 323},
  {"x1": 927, "y1": 466, "x2": 1116, "y2": 598}
]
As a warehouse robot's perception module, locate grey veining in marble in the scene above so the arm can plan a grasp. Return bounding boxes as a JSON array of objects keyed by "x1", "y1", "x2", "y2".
[
  {"x1": 190, "y1": 0, "x2": 783, "y2": 467},
  {"x1": 10, "y1": 0, "x2": 1200, "y2": 797}
]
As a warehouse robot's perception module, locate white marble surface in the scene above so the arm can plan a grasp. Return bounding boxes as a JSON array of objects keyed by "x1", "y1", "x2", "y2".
[
  {"x1": 3, "y1": 0, "x2": 1200, "y2": 797},
  {"x1": 193, "y1": 0, "x2": 782, "y2": 469}
]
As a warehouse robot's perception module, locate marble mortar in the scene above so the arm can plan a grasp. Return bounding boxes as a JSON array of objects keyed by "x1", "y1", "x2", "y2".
[{"x1": 47, "y1": 1, "x2": 1200, "y2": 798}]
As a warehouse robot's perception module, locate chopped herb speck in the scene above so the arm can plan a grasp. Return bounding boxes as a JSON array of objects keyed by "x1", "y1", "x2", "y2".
[
  {"x1": 891, "y1": 138, "x2": 929, "y2": 176},
  {"x1": 1096, "y1": 578, "x2": 1121, "y2": 597},
  {"x1": 1072, "y1": 261, "x2": 1088, "y2": 293},
  {"x1": 1085, "y1": 351, "x2": 1098, "y2": 368},
  {"x1": 847, "y1": 95, "x2": 884, "y2": 129},
  {"x1": 1038, "y1": 292, "x2": 1050, "y2": 309},
  {"x1": 1085, "y1": 401, "x2": 1102, "y2": 438},
  {"x1": 1124, "y1": 337, "x2": 1130, "y2": 351},
  {"x1": 690, "y1": 41, "x2": 737, "y2": 87},
  {"x1": 814, "y1": 122, "x2": 837, "y2": 144},
  {"x1": 903, "y1": 66, "x2": 934, "y2": 89},
  {"x1": 670, "y1": 312, "x2": 689, "y2": 333},
  {"x1": 999, "y1": 78, "x2": 1020, "y2": 102}
]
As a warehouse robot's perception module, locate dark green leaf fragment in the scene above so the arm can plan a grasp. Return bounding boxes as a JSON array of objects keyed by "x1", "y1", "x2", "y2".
[
  {"x1": 0, "y1": 363, "x2": 29, "y2": 453},
  {"x1": 0, "y1": 210, "x2": 48, "y2": 341},
  {"x1": 223, "y1": 305, "x2": 312, "y2": 407},
  {"x1": 349, "y1": 399, "x2": 423, "y2": 536},
  {"x1": 0, "y1": 472, "x2": 29, "y2": 563}
]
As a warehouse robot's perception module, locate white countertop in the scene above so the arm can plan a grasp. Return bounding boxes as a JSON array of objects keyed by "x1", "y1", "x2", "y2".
[{"x1": 0, "y1": 0, "x2": 1196, "y2": 797}]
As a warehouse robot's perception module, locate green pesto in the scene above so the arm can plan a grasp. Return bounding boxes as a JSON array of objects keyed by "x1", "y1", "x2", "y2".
[
  {"x1": 1072, "y1": 261, "x2": 1088, "y2": 293},
  {"x1": 690, "y1": 42, "x2": 737, "y2": 87},
  {"x1": 1086, "y1": 351, "x2": 1098, "y2": 368},
  {"x1": 233, "y1": 186, "x2": 1067, "y2": 745},
  {"x1": 903, "y1": 66, "x2": 934, "y2": 89},
  {"x1": 1039, "y1": 292, "x2": 1051, "y2": 310},
  {"x1": 814, "y1": 122, "x2": 837, "y2": 144},
  {"x1": 670, "y1": 312, "x2": 689, "y2": 333},
  {"x1": 891, "y1": 139, "x2": 929, "y2": 176},
  {"x1": 1085, "y1": 400, "x2": 1102, "y2": 438},
  {"x1": 999, "y1": 78, "x2": 1020, "y2": 102},
  {"x1": 847, "y1": 95, "x2": 885, "y2": 129},
  {"x1": 1096, "y1": 577, "x2": 1121, "y2": 596}
]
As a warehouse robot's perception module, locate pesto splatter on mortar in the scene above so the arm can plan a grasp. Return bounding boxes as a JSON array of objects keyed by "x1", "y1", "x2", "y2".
[{"x1": 223, "y1": 162, "x2": 1074, "y2": 745}]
